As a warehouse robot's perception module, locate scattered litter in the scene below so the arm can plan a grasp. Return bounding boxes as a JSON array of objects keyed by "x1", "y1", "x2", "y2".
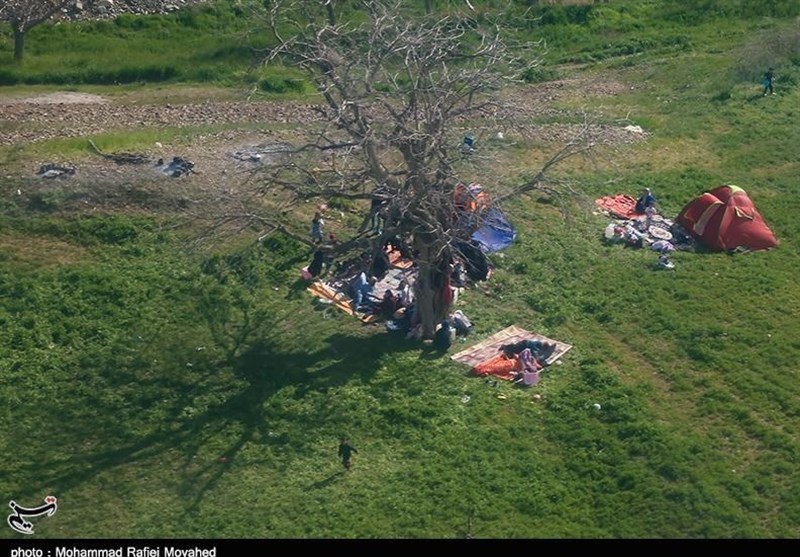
[
  {"x1": 592, "y1": 403, "x2": 602, "y2": 410},
  {"x1": 157, "y1": 156, "x2": 194, "y2": 177},
  {"x1": 231, "y1": 143, "x2": 293, "y2": 164},
  {"x1": 37, "y1": 163, "x2": 76, "y2": 179},
  {"x1": 461, "y1": 394, "x2": 471, "y2": 404},
  {"x1": 623, "y1": 125, "x2": 645, "y2": 134},
  {"x1": 532, "y1": 394, "x2": 542, "y2": 401},
  {"x1": 196, "y1": 346, "x2": 206, "y2": 351},
  {"x1": 655, "y1": 254, "x2": 675, "y2": 270},
  {"x1": 496, "y1": 393, "x2": 507, "y2": 400}
]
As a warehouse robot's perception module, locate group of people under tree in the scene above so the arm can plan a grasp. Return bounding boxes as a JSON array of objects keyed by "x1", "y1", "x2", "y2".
[{"x1": 302, "y1": 172, "x2": 496, "y2": 346}]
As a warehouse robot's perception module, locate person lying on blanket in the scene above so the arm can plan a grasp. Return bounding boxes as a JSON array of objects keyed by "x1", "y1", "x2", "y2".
[{"x1": 500, "y1": 339, "x2": 557, "y2": 367}]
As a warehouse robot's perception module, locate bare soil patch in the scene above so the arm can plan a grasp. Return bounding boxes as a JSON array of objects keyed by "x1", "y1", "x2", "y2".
[{"x1": 1, "y1": 75, "x2": 645, "y2": 217}]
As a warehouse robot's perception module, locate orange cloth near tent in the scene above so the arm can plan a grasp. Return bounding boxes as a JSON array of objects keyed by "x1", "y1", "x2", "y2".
[
  {"x1": 472, "y1": 353, "x2": 521, "y2": 381},
  {"x1": 595, "y1": 194, "x2": 638, "y2": 220}
]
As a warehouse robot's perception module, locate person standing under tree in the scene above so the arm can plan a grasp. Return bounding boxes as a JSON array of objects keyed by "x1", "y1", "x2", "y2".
[
  {"x1": 763, "y1": 67, "x2": 775, "y2": 96},
  {"x1": 338, "y1": 437, "x2": 357, "y2": 470},
  {"x1": 311, "y1": 211, "x2": 325, "y2": 244}
]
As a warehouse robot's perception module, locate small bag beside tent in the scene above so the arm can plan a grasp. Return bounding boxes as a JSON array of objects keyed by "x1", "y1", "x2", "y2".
[{"x1": 675, "y1": 185, "x2": 778, "y2": 252}]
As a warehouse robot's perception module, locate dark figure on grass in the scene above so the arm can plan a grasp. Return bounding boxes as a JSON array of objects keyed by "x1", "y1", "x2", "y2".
[
  {"x1": 763, "y1": 68, "x2": 775, "y2": 96},
  {"x1": 635, "y1": 187, "x2": 656, "y2": 215},
  {"x1": 338, "y1": 437, "x2": 358, "y2": 471}
]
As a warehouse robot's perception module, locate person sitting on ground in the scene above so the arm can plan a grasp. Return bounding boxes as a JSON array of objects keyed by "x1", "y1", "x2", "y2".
[
  {"x1": 351, "y1": 272, "x2": 377, "y2": 313},
  {"x1": 377, "y1": 289, "x2": 400, "y2": 319},
  {"x1": 397, "y1": 279, "x2": 413, "y2": 308},
  {"x1": 635, "y1": 188, "x2": 656, "y2": 215},
  {"x1": 433, "y1": 319, "x2": 455, "y2": 351}
]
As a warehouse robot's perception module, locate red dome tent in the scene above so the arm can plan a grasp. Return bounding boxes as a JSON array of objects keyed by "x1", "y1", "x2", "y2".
[{"x1": 675, "y1": 185, "x2": 778, "y2": 252}]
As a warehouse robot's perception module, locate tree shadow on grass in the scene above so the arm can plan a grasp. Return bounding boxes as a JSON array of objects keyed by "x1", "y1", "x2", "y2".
[{"x1": 21, "y1": 318, "x2": 422, "y2": 512}]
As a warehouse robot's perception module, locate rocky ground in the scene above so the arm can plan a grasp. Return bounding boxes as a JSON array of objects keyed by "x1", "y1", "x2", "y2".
[{"x1": 58, "y1": 0, "x2": 212, "y2": 21}]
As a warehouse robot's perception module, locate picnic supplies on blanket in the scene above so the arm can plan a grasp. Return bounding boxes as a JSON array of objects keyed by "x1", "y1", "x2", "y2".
[{"x1": 451, "y1": 325, "x2": 572, "y2": 382}]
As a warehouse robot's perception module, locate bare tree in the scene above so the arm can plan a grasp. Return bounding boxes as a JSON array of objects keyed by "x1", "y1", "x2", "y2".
[
  {"x1": 0, "y1": 0, "x2": 71, "y2": 62},
  {"x1": 230, "y1": 0, "x2": 593, "y2": 339}
]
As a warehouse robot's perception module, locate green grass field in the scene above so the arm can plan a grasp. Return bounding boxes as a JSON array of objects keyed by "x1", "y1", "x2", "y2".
[{"x1": 1, "y1": 0, "x2": 799, "y2": 539}]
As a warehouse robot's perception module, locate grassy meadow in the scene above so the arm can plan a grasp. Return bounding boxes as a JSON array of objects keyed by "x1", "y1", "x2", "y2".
[{"x1": 1, "y1": 0, "x2": 799, "y2": 539}]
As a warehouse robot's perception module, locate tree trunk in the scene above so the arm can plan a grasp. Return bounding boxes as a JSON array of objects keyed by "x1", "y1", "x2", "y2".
[
  {"x1": 413, "y1": 236, "x2": 451, "y2": 339},
  {"x1": 13, "y1": 27, "x2": 25, "y2": 63},
  {"x1": 424, "y1": 0, "x2": 432, "y2": 15}
]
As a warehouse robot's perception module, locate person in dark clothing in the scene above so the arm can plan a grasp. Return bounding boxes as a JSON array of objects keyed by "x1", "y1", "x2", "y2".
[
  {"x1": 635, "y1": 188, "x2": 656, "y2": 215},
  {"x1": 763, "y1": 67, "x2": 775, "y2": 96},
  {"x1": 370, "y1": 247, "x2": 391, "y2": 279},
  {"x1": 338, "y1": 437, "x2": 357, "y2": 470},
  {"x1": 500, "y1": 339, "x2": 557, "y2": 367},
  {"x1": 377, "y1": 289, "x2": 400, "y2": 319},
  {"x1": 455, "y1": 240, "x2": 491, "y2": 282},
  {"x1": 433, "y1": 320, "x2": 454, "y2": 351},
  {"x1": 307, "y1": 249, "x2": 328, "y2": 278}
]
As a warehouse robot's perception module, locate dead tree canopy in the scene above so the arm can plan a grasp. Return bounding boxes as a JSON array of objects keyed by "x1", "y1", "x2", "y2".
[
  {"x1": 0, "y1": 0, "x2": 71, "y2": 62},
  {"x1": 239, "y1": 0, "x2": 593, "y2": 339}
]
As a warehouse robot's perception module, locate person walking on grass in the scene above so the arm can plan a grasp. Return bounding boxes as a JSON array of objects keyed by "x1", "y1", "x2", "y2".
[
  {"x1": 338, "y1": 437, "x2": 357, "y2": 471},
  {"x1": 763, "y1": 67, "x2": 775, "y2": 96}
]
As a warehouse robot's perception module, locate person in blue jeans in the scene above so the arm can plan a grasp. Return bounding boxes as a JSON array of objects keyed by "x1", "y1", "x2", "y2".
[{"x1": 351, "y1": 271, "x2": 376, "y2": 312}]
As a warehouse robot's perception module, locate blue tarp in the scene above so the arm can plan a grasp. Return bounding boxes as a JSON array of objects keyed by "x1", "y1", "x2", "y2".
[{"x1": 471, "y1": 207, "x2": 517, "y2": 253}]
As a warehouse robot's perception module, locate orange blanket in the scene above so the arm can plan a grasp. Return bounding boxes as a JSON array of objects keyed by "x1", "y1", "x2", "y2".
[
  {"x1": 472, "y1": 353, "x2": 521, "y2": 381},
  {"x1": 595, "y1": 194, "x2": 638, "y2": 220}
]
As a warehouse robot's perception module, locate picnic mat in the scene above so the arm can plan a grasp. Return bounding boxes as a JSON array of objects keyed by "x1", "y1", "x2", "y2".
[
  {"x1": 306, "y1": 281, "x2": 377, "y2": 323},
  {"x1": 371, "y1": 267, "x2": 417, "y2": 301},
  {"x1": 450, "y1": 325, "x2": 572, "y2": 379},
  {"x1": 595, "y1": 194, "x2": 638, "y2": 220}
]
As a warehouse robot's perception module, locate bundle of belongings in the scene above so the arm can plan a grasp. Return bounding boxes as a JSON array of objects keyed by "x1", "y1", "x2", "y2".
[
  {"x1": 597, "y1": 188, "x2": 692, "y2": 270},
  {"x1": 472, "y1": 339, "x2": 557, "y2": 386},
  {"x1": 451, "y1": 326, "x2": 573, "y2": 387},
  {"x1": 597, "y1": 185, "x2": 778, "y2": 256}
]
